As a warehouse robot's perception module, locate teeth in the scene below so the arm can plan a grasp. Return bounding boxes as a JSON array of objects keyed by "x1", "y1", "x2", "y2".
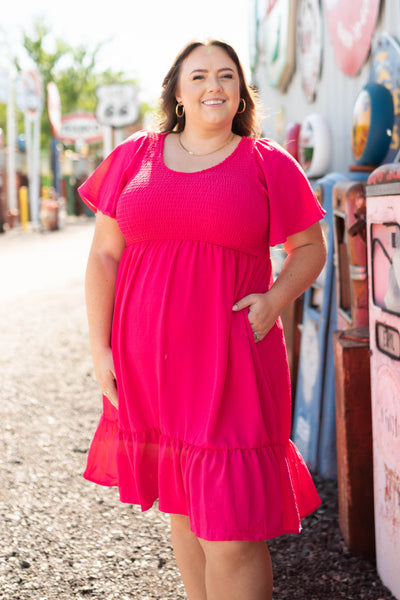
[{"x1": 203, "y1": 100, "x2": 224, "y2": 105}]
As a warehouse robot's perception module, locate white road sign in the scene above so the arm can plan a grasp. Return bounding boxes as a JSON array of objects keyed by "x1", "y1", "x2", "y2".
[{"x1": 96, "y1": 83, "x2": 139, "y2": 128}]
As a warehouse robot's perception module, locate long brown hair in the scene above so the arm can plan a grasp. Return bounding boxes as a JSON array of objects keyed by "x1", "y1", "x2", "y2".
[{"x1": 158, "y1": 39, "x2": 261, "y2": 138}]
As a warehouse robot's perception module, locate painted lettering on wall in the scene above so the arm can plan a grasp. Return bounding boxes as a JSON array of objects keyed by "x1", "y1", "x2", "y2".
[
  {"x1": 374, "y1": 55, "x2": 400, "y2": 154},
  {"x1": 383, "y1": 463, "x2": 400, "y2": 530},
  {"x1": 335, "y1": 0, "x2": 370, "y2": 49},
  {"x1": 324, "y1": 0, "x2": 381, "y2": 76},
  {"x1": 380, "y1": 407, "x2": 399, "y2": 438}
]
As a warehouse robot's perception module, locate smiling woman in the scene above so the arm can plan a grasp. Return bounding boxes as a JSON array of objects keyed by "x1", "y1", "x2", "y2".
[
  {"x1": 159, "y1": 39, "x2": 259, "y2": 138},
  {"x1": 80, "y1": 37, "x2": 326, "y2": 600}
]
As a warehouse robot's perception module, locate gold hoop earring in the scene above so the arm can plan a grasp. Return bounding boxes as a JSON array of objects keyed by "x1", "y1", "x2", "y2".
[
  {"x1": 176, "y1": 103, "x2": 185, "y2": 118},
  {"x1": 237, "y1": 98, "x2": 246, "y2": 114}
]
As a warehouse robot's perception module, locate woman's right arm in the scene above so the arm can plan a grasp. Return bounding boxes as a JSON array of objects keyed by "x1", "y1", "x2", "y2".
[{"x1": 85, "y1": 212, "x2": 126, "y2": 408}]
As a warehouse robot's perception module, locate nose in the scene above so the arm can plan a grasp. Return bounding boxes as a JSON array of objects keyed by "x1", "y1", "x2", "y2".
[{"x1": 207, "y1": 73, "x2": 222, "y2": 92}]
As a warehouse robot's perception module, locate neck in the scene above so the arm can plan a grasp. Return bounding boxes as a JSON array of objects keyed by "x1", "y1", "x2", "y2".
[{"x1": 179, "y1": 125, "x2": 234, "y2": 153}]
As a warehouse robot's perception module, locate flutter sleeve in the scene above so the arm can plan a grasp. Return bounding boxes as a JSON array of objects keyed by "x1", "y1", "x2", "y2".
[
  {"x1": 254, "y1": 138, "x2": 326, "y2": 247},
  {"x1": 78, "y1": 130, "x2": 150, "y2": 219}
]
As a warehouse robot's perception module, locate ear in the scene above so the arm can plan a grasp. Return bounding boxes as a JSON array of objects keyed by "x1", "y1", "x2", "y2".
[{"x1": 175, "y1": 82, "x2": 182, "y2": 104}]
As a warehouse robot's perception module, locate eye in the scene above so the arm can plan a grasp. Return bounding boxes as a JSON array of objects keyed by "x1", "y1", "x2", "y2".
[
  {"x1": 221, "y1": 73, "x2": 233, "y2": 79},
  {"x1": 192, "y1": 75, "x2": 204, "y2": 81}
]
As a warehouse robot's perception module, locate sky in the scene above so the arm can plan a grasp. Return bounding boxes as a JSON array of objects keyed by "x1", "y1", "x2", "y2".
[{"x1": 0, "y1": 0, "x2": 251, "y2": 105}]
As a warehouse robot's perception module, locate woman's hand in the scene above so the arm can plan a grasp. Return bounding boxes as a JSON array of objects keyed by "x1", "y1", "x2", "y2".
[
  {"x1": 92, "y1": 347, "x2": 119, "y2": 408},
  {"x1": 232, "y1": 223, "x2": 326, "y2": 344},
  {"x1": 232, "y1": 292, "x2": 280, "y2": 343}
]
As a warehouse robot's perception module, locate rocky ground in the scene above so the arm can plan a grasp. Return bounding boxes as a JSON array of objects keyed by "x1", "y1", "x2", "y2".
[{"x1": 0, "y1": 221, "x2": 396, "y2": 599}]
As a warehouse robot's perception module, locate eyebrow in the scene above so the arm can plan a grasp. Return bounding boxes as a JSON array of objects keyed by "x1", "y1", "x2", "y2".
[{"x1": 189, "y1": 67, "x2": 235, "y2": 75}]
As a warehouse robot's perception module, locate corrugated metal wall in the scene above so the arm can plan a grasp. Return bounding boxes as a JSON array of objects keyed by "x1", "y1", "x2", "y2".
[{"x1": 253, "y1": 1, "x2": 400, "y2": 172}]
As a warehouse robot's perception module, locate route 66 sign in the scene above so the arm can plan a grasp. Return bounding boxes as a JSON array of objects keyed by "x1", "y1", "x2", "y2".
[{"x1": 96, "y1": 83, "x2": 139, "y2": 128}]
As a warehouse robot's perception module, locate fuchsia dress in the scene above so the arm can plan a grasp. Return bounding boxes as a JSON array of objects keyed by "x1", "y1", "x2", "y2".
[{"x1": 79, "y1": 130, "x2": 325, "y2": 541}]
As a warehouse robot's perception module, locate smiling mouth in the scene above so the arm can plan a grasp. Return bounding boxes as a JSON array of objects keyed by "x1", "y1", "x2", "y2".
[{"x1": 202, "y1": 99, "x2": 225, "y2": 106}]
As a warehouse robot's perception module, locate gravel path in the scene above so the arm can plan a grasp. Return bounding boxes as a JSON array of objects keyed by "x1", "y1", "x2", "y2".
[{"x1": 0, "y1": 222, "x2": 396, "y2": 599}]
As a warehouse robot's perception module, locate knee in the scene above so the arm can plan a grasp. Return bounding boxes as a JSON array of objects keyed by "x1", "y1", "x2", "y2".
[
  {"x1": 170, "y1": 513, "x2": 192, "y2": 533},
  {"x1": 199, "y1": 540, "x2": 264, "y2": 571}
]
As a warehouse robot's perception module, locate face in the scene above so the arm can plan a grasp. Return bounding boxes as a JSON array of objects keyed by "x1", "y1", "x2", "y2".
[{"x1": 176, "y1": 45, "x2": 241, "y2": 130}]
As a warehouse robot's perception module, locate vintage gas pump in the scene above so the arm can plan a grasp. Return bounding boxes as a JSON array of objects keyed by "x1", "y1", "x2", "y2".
[
  {"x1": 331, "y1": 175, "x2": 374, "y2": 557},
  {"x1": 332, "y1": 82, "x2": 394, "y2": 558},
  {"x1": 332, "y1": 178, "x2": 369, "y2": 329},
  {"x1": 366, "y1": 164, "x2": 400, "y2": 599},
  {"x1": 332, "y1": 82, "x2": 393, "y2": 330}
]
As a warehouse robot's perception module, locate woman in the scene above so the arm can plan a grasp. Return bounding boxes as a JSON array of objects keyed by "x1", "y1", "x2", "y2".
[{"x1": 80, "y1": 39, "x2": 326, "y2": 600}]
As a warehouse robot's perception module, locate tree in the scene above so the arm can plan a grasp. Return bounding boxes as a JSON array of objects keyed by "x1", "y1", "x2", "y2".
[
  {"x1": 21, "y1": 21, "x2": 70, "y2": 85},
  {"x1": 55, "y1": 48, "x2": 129, "y2": 115},
  {"x1": 1, "y1": 19, "x2": 142, "y2": 149}
]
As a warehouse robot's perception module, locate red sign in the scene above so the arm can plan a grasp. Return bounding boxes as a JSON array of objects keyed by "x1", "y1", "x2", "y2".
[
  {"x1": 324, "y1": 0, "x2": 381, "y2": 76},
  {"x1": 58, "y1": 112, "x2": 103, "y2": 144}
]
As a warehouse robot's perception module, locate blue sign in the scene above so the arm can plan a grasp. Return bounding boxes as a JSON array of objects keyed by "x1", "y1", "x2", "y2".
[{"x1": 368, "y1": 32, "x2": 400, "y2": 163}]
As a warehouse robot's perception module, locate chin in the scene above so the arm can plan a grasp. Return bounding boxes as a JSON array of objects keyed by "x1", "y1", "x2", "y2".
[{"x1": 201, "y1": 113, "x2": 234, "y2": 127}]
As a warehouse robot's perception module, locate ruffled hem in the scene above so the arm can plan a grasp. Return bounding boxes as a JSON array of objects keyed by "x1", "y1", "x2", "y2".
[
  {"x1": 83, "y1": 396, "x2": 119, "y2": 486},
  {"x1": 83, "y1": 400, "x2": 321, "y2": 541}
]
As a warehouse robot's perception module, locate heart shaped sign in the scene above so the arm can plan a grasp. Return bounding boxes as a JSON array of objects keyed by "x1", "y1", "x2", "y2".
[{"x1": 323, "y1": 0, "x2": 381, "y2": 76}]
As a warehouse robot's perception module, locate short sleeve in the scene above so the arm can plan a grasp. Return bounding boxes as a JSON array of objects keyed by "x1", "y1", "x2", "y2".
[
  {"x1": 78, "y1": 130, "x2": 150, "y2": 219},
  {"x1": 254, "y1": 138, "x2": 326, "y2": 247}
]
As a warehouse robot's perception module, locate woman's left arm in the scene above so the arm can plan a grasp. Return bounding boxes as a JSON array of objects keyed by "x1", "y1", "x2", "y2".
[{"x1": 232, "y1": 222, "x2": 327, "y2": 342}]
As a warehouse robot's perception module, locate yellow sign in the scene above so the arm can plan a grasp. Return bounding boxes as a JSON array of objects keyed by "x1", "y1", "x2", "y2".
[{"x1": 352, "y1": 90, "x2": 371, "y2": 161}]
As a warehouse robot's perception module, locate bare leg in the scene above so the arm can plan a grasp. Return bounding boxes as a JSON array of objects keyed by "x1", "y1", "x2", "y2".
[
  {"x1": 170, "y1": 514, "x2": 207, "y2": 600},
  {"x1": 198, "y1": 539, "x2": 273, "y2": 600}
]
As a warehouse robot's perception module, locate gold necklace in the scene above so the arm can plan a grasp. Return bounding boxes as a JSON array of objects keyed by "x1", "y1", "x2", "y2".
[{"x1": 178, "y1": 132, "x2": 235, "y2": 157}]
